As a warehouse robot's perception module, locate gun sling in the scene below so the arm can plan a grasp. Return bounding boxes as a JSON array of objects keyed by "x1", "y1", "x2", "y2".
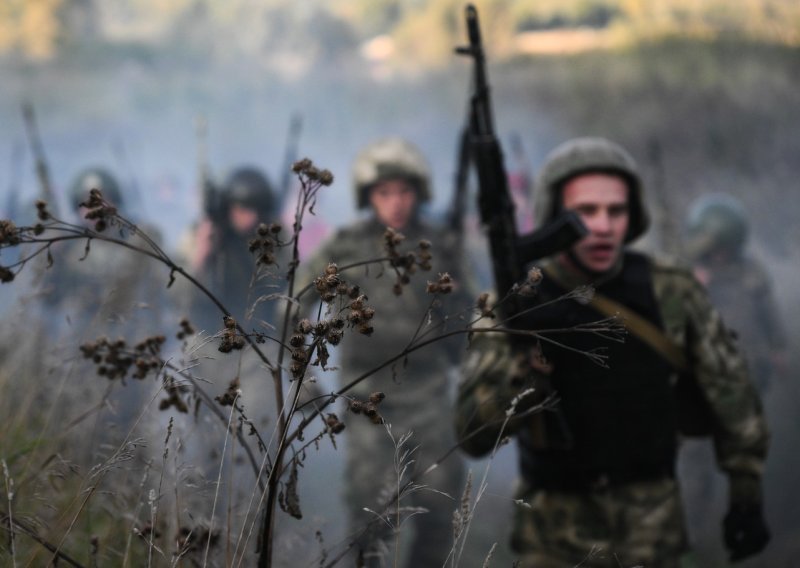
[{"x1": 542, "y1": 265, "x2": 688, "y2": 373}]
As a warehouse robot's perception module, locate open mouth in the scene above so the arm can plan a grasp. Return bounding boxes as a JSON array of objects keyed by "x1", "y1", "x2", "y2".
[{"x1": 586, "y1": 243, "x2": 615, "y2": 260}]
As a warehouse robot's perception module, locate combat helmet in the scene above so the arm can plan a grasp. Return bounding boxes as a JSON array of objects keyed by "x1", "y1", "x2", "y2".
[
  {"x1": 70, "y1": 167, "x2": 122, "y2": 209},
  {"x1": 221, "y1": 166, "x2": 276, "y2": 218},
  {"x1": 685, "y1": 192, "x2": 748, "y2": 258},
  {"x1": 533, "y1": 137, "x2": 648, "y2": 243},
  {"x1": 352, "y1": 138, "x2": 431, "y2": 209}
]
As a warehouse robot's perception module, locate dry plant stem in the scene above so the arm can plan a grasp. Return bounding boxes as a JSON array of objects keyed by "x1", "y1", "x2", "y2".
[
  {"x1": 258, "y1": 177, "x2": 319, "y2": 568},
  {"x1": 14, "y1": 216, "x2": 277, "y2": 373},
  {"x1": 258, "y1": 339, "x2": 322, "y2": 568},
  {"x1": 158, "y1": 359, "x2": 269, "y2": 490},
  {"x1": 453, "y1": 410, "x2": 515, "y2": 566},
  {"x1": 149, "y1": 419, "x2": 174, "y2": 568},
  {"x1": 2, "y1": 460, "x2": 16, "y2": 568},
  {"x1": 204, "y1": 395, "x2": 240, "y2": 567},
  {"x1": 288, "y1": 326, "x2": 525, "y2": 445},
  {"x1": 0, "y1": 510, "x2": 86, "y2": 568},
  {"x1": 122, "y1": 461, "x2": 152, "y2": 568}
]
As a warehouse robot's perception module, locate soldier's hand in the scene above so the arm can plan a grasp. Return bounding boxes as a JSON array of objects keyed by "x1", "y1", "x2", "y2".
[{"x1": 723, "y1": 503, "x2": 770, "y2": 562}]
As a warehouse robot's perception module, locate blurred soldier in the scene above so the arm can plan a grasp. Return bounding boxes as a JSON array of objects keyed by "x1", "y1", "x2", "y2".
[
  {"x1": 185, "y1": 165, "x2": 281, "y2": 334},
  {"x1": 172, "y1": 165, "x2": 283, "y2": 546},
  {"x1": 38, "y1": 166, "x2": 166, "y2": 455},
  {"x1": 301, "y1": 137, "x2": 470, "y2": 567},
  {"x1": 44, "y1": 167, "x2": 164, "y2": 328},
  {"x1": 685, "y1": 192, "x2": 788, "y2": 392},
  {"x1": 455, "y1": 137, "x2": 770, "y2": 567},
  {"x1": 678, "y1": 192, "x2": 787, "y2": 562}
]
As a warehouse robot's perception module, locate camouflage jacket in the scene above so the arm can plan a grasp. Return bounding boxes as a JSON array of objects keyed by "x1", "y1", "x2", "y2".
[
  {"x1": 455, "y1": 253, "x2": 769, "y2": 503},
  {"x1": 41, "y1": 226, "x2": 167, "y2": 339},
  {"x1": 695, "y1": 255, "x2": 787, "y2": 378},
  {"x1": 300, "y1": 217, "x2": 474, "y2": 420},
  {"x1": 177, "y1": 222, "x2": 287, "y2": 335}
]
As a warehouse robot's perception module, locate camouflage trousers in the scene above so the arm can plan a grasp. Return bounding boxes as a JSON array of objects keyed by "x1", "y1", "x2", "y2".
[
  {"x1": 511, "y1": 477, "x2": 689, "y2": 568},
  {"x1": 344, "y1": 416, "x2": 465, "y2": 568}
]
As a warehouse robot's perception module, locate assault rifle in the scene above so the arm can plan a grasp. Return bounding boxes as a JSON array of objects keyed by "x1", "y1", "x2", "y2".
[
  {"x1": 195, "y1": 114, "x2": 225, "y2": 225},
  {"x1": 277, "y1": 112, "x2": 303, "y2": 212},
  {"x1": 21, "y1": 101, "x2": 58, "y2": 216},
  {"x1": 455, "y1": 4, "x2": 586, "y2": 314}
]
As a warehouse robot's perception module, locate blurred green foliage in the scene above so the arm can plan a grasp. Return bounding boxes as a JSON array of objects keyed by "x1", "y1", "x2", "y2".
[{"x1": 2, "y1": 0, "x2": 799, "y2": 66}]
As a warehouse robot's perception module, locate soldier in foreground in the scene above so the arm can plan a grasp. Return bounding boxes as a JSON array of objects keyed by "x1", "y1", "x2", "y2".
[
  {"x1": 301, "y1": 137, "x2": 470, "y2": 567},
  {"x1": 455, "y1": 137, "x2": 770, "y2": 567}
]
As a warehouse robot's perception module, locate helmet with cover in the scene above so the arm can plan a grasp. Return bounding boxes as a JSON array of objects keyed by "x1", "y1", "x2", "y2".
[
  {"x1": 221, "y1": 166, "x2": 276, "y2": 219},
  {"x1": 685, "y1": 192, "x2": 748, "y2": 258},
  {"x1": 533, "y1": 137, "x2": 648, "y2": 243},
  {"x1": 70, "y1": 167, "x2": 122, "y2": 210},
  {"x1": 351, "y1": 138, "x2": 431, "y2": 209}
]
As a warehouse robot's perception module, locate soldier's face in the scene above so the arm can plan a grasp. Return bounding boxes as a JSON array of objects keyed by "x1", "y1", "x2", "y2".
[
  {"x1": 368, "y1": 179, "x2": 418, "y2": 230},
  {"x1": 229, "y1": 203, "x2": 259, "y2": 234},
  {"x1": 561, "y1": 173, "x2": 629, "y2": 274}
]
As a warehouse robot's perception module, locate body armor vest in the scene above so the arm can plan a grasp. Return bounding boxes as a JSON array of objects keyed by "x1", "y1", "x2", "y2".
[{"x1": 518, "y1": 252, "x2": 678, "y2": 490}]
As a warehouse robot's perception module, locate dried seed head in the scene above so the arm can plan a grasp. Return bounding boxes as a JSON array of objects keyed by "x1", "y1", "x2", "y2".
[
  {"x1": 326, "y1": 329, "x2": 343, "y2": 345},
  {"x1": 526, "y1": 267, "x2": 543, "y2": 286},
  {"x1": 290, "y1": 361, "x2": 304, "y2": 378},
  {"x1": 349, "y1": 400, "x2": 364, "y2": 414},
  {"x1": 0, "y1": 267, "x2": 14, "y2": 283},
  {"x1": 368, "y1": 392, "x2": 385, "y2": 405},
  {"x1": 297, "y1": 319, "x2": 313, "y2": 334},
  {"x1": 292, "y1": 158, "x2": 313, "y2": 173}
]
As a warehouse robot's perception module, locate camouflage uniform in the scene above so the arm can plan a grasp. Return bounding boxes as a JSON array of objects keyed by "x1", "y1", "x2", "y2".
[
  {"x1": 171, "y1": 166, "x2": 285, "y2": 529},
  {"x1": 39, "y1": 167, "x2": 167, "y2": 457},
  {"x1": 184, "y1": 166, "x2": 284, "y2": 334},
  {"x1": 300, "y1": 138, "x2": 470, "y2": 567},
  {"x1": 455, "y1": 138, "x2": 769, "y2": 567},
  {"x1": 685, "y1": 193, "x2": 787, "y2": 391}
]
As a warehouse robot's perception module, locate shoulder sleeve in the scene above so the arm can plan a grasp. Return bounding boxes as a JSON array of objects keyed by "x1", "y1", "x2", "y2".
[
  {"x1": 652, "y1": 261, "x2": 769, "y2": 482},
  {"x1": 455, "y1": 315, "x2": 544, "y2": 457}
]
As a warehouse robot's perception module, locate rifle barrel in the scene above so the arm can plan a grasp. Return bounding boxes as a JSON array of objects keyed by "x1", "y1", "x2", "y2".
[{"x1": 21, "y1": 101, "x2": 57, "y2": 213}]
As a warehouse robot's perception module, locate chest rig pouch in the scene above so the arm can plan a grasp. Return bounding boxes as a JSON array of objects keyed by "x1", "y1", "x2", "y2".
[{"x1": 516, "y1": 253, "x2": 679, "y2": 490}]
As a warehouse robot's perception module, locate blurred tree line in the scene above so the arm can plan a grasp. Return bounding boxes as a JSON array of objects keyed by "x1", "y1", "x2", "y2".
[{"x1": 2, "y1": 0, "x2": 799, "y2": 66}]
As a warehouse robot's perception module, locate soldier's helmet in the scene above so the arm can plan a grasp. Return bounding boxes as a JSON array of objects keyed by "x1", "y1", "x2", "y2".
[
  {"x1": 221, "y1": 166, "x2": 276, "y2": 218},
  {"x1": 533, "y1": 137, "x2": 648, "y2": 243},
  {"x1": 70, "y1": 167, "x2": 122, "y2": 210},
  {"x1": 352, "y1": 137, "x2": 431, "y2": 209},
  {"x1": 685, "y1": 192, "x2": 749, "y2": 257}
]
